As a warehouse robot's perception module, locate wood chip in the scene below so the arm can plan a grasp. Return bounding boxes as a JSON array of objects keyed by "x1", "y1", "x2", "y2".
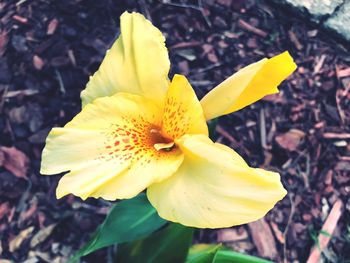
[
  {"x1": 12, "y1": 14, "x2": 28, "y2": 24},
  {"x1": 248, "y1": 219, "x2": 278, "y2": 259},
  {"x1": 336, "y1": 66, "x2": 350, "y2": 78},
  {"x1": 33, "y1": 55, "x2": 45, "y2": 70},
  {"x1": 47, "y1": 18, "x2": 59, "y2": 35},
  {"x1": 238, "y1": 19, "x2": 268, "y2": 38},
  {"x1": 313, "y1": 54, "x2": 326, "y2": 74},
  {"x1": 307, "y1": 200, "x2": 343, "y2": 263},
  {"x1": 288, "y1": 30, "x2": 303, "y2": 50},
  {"x1": 0, "y1": 30, "x2": 8, "y2": 56}
]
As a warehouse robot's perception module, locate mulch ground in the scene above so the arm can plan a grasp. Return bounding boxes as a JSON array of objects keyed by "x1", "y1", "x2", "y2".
[{"x1": 0, "y1": 0, "x2": 349, "y2": 262}]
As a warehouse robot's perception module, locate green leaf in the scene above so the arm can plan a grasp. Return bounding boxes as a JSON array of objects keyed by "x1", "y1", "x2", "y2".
[
  {"x1": 214, "y1": 249, "x2": 273, "y2": 263},
  {"x1": 208, "y1": 118, "x2": 218, "y2": 140},
  {"x1": 319, "y1": 230, "x2": 331, "y2": 237},
  {"x1": 117, "y1": 223, "x2": 194, "y2": 263},
  {"x1": 186, "y1": 244, "x2": 273, "y2": 263},
  {"x1": 69, "y1": 194, "x2": 166, "y2": 262},
  {"x1": 187, "y1": 244, "x2": 222, "y2": 263}
]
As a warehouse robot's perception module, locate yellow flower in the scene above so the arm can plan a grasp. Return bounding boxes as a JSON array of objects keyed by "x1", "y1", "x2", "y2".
[{"x1": 41, "y1": 12, "x2": 296, "y2": 228}]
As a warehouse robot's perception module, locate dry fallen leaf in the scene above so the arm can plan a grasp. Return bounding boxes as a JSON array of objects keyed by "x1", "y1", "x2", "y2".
[
  {"x1": 275, "y1": 129, "x2": 305, "y2": 151},
  {"x1": 30, "y1": 223, "x2": 57, "y2": 248},
  {"x1": 0, "y1": 146, "x2": 29, "y2": 178},
  {"x1": 9, "y1": 226, "x2": 35, "y2": 253}
]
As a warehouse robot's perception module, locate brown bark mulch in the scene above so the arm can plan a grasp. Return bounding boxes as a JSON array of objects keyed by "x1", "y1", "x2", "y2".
[{"x1": 0, "y1": 0, "x2": 349, "y2": 262}]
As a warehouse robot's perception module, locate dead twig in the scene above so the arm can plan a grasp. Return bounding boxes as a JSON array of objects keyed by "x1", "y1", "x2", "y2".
[
  {"x1": 215, "y1": 125, "x2": 251, "y2": 156},
  {"x1": 3, "y1": 89, "x2": 39, "y2": 98},
  {"x1": 323, "y1": 133, "x2": 350, "y2": 139},
  {"x1": 259, "y1": 108, "x2": 267, "y2": 149},
  {"x1": 161, "y1": 0, "x2": 211, "y2": 27},
  {"x1": 55, "y1": 69, "x2": 66, "y2": 94},
  {"x1": 238, "y1": 19, "x2": 268, "y2": 38},
  {"x1": 288, "y1": 30, "x2": 303, "y2": 50},
  {"x1": 283, "y1": 194, "x2": 296, "y2": 263},
  {"x1": 169, "y1": 41, "x2": 201, "y2": 50}
]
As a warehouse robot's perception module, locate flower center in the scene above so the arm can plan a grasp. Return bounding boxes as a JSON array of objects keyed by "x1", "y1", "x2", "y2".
[{"x1": 149, "y1": 126, "x2": 175, "y2": 151}]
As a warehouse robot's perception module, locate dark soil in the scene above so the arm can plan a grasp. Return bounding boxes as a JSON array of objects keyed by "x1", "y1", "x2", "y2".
[{"x1": 0, "y1": 0, "x2": 349, "y2": 262}]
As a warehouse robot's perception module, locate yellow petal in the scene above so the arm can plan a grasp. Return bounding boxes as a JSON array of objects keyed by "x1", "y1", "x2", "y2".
[
  {"x1": 81, "y1": 12, "x2": 170, "y2": 108},
  {"x1": 147, "y1": 134, "x2": 287, "y2": 228},
  {"x1": 200, "y1": 51, "x2": 297, "y2": 120},
  {"x1": 161, "y1": 74, "x2": 208, "y2": 140},
  {"x1": 41, "y1": 93, "x2": 183, "y2": 200}
]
